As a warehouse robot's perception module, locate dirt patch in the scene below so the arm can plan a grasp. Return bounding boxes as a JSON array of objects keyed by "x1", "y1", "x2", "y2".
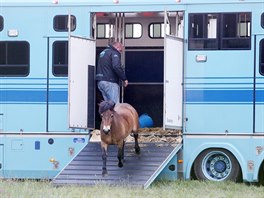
[
  {"x1": 90, "y1": 127, "x2": 182, "y2": 145},
  {"x1": 134, "y1": 127, "x2": 182, "y2": 144}
]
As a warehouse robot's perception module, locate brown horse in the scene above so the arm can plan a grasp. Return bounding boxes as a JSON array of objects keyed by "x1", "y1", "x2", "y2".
[{"x1": 98, "y1": 100, "x2": 140, "y2": 176}]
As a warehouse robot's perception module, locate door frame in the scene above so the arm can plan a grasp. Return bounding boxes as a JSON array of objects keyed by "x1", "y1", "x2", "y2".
[{"x1": 254, "y1": 35, "x2": 264, "y2": 133}]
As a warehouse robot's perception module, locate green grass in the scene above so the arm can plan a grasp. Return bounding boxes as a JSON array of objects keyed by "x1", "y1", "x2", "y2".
[{"x1": 0, "y1": 179, "x2": 263, "y2": 198}]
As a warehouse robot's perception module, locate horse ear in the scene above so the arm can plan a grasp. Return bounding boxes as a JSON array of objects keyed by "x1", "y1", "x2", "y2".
[
  {"x1": 110, "y1": 102, "x2": 115, "y2": 111},
  {"x1": 98, "y1": 100, "x2": 104, "y2": 106},
  {"x1": 98, "y1": 100, "x2": 115, "y2": 114},
  {"x1": 98, "y1": 100, "x2": 105, "y2": 114}
]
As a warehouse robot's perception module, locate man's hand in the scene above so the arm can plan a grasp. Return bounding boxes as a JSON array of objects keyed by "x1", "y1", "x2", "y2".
[{"x1": 123, "y1": 80, "x2": 128, "y2": 87}]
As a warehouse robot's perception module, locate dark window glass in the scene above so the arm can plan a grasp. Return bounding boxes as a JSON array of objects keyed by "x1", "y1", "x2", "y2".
[
  {"x1": 188, "y1": 12, "x2": 251, "y2": 50},
  {"x1": 53, "y1": 15, "x2": 76, "y2": 32},
  {"x1": 221, "y1": 13, "x2": 251, "y2": 49},
  {"x1": 188, "y1": 13, "x2": 218, "y2": 50},
  {"x1": 52, "y1": 41, "x2": 68, "y2": 76},
  {"x1": 190, "y1": 14, "x2": 204, "y2": 38},
  {"x1": 260, "y1": 39, "x2": 264, "y2": 76},
  {"x1": 0, "y1": 16, "x2": 3, "y2": 31},
  {"x1": 261, "y1": 13, "x2": 264, "y2": 28},
  {"x1": 222, "y1": 14, "x2": 237, "y2": 37},
  {"x1": 0, "y1": 41, "x2": 30, "y2": 76}
]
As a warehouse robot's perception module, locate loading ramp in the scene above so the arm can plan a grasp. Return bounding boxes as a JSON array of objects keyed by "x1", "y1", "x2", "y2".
[{"x1": 52, "y1": 141, "x2": 182, "y2": 189}]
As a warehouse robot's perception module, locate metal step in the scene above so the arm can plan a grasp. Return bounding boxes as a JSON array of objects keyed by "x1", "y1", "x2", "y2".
[{"x1": 52, "y1": 141, "x2": 182, "y2": 189}]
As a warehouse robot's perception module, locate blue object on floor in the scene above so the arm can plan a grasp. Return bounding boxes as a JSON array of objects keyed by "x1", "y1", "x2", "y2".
[{"x1": 139, "y1": 113, "x2": 154, "y2": 128}]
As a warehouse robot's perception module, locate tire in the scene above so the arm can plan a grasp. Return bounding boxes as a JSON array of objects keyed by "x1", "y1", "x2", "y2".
[
  {"x1": 194, "y1": 148, "x2": 240, "y2": 181},
  {"x1": 258, "y1": 162, "x2": 264, "y2": 186}
]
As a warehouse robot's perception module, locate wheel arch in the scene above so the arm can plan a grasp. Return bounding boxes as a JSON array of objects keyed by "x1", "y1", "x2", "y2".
[
  {"x1": 185, "y1": 143, "x2": 246, "y2": 180},
  {"x1": 255, "y1": 153, "x2": 264, "y2": 183}
]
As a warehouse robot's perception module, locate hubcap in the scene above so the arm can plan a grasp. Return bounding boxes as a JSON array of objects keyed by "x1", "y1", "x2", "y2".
[{"x1": 202, "y1": 151, "x2": 232, "y2": 181}]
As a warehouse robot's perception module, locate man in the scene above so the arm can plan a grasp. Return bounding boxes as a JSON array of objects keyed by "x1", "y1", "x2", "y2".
[{"x1": 96, "y1": 41, "x2": 128, "y2": 104}]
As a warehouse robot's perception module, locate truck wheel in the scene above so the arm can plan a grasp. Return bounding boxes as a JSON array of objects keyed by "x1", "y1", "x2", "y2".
[{"x1": 194, "y1": 149, "x2": 240, "y2": 181}]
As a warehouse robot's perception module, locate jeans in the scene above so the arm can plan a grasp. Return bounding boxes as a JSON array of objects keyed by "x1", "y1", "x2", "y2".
[{"x1": 97, "y1": 81, "x2": 120, "y2": 104}]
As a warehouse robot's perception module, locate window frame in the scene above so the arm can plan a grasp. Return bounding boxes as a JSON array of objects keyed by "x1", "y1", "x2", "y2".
[
  {"x1": 259, "y1": 39, "x2": 264, "y2": 76},
  {"x1": 53, "y1": 15, "x2": 76, "y2": 32},
  {"x1": 96, "y1": 23, "x2": 114, "y2": 39},
  {"x1": 261, "y1": 13, "x2": 264, "y2": 29},
  {"x1": 0, "y1": 41, "x2": 30, "y2": 77},
  {"x1": 188, "y1": 13, "x2": 219, "y2": 50},
  {"x1": 0, "y1": 15, "x2": 3, "y2": 32},
  {"x1": 125, "y1": 23, "x2": 142, "y2": 39},
  {"x1": 148, "y1": 23, "x2": 170, "y2": 39},
  {"x1": 188, "y1": 12, "x2": 251, "y2": 51},
  {"x1": 52, "y1": 40, "x2": 68, "y2": 77},
  {"x1": 220, "y1": 12, "x2": 251, "y2": 50}
]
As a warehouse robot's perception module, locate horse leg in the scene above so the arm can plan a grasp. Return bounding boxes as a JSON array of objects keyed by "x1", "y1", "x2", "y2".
[
  {"x1": 117, "y1": 141, "x2": 124, "y2": 168},
  {"x1": 101, "y1": 143, "x2": 108, "y2": 176},
  {"x1": 122, "y1": 140, "x2": 125, "y2": 161},
  {"x1": 134, "y1": 133, "x2": 140, "y2": 154}
]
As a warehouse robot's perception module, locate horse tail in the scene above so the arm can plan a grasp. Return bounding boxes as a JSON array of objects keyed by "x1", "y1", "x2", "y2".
[
  {"x1": 128, "y1": 106, "x2": 139, "y2": 133},
  {"x1": 133, "y1": 110, "x2": 139, "y2": 133}
]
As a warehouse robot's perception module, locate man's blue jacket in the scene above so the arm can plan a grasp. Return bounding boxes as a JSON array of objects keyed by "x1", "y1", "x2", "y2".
[{"x1": 96, "y1": 44, "x2": 127, "y2": 84}]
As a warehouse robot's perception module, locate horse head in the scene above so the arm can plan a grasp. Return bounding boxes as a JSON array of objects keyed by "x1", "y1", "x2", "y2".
[
  {"x1": 99, "y1": 100, "x2": 116, "y2": 135},
  {"x1": 100, "y1": 109, "x2": 115, "y2": 134}
]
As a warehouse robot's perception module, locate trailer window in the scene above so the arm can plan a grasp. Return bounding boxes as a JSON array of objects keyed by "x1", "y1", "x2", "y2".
[
  {"x1": 149, "y1": 23, "x2": 170, "y2": 38},
  {"x1": 188, "y1": 12, "x2": 251, "y2": 50},
  {"x1": 260, "y1": 39, "x2": 264, "y2": 76},
  {"x1": 125, "y1": 23, "x2": 142, "y2": 39},
  {"x1": 53, "y1": 15, "x2": 76, "y2": 32},
  {"x1": 261, "y1": 13, "x2": 264, "y2": 28},
  {"x1": 0, "y1": 16, "x2": 3, "y2": 31},
  {"x1": 221, "y1": 13, "x2": 251, "y2": 49},
  {"x1": 96, "y1": 24, "x2": 114, "y2": 39},
  {"x1": 52, "y1": 41, "x2": 68, "y2": 76},
  {"x1": 0, "y1": 41, "x2": 29, "y2": 76},
  {"x1": 189, "y1": 13, "x2": 218, "y2": 50}
]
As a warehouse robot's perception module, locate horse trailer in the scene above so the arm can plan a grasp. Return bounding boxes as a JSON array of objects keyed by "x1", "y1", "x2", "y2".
[{"x1": 0, "y1": 0, "x2": 263, "y2": 188}]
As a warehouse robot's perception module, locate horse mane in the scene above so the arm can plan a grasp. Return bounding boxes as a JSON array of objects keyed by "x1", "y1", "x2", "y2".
[{"x1": 98, "y1": 100, "x2": 116, "y2": 114}]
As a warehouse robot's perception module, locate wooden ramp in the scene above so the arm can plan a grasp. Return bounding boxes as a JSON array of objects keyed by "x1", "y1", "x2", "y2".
[{"x1": 52, "y1": 142, "x2": 182, "y2": 189}]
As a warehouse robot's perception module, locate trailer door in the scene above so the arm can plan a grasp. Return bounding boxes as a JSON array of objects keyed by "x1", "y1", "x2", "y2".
[
  {"x1": 0, "y1": 145, "x2": 3, "y2": 177},
  {"x1": 68, "y1": 36, "x2": 95, "y2": 129},
  {"x1": 255, "y1": 35, "x2": 264, "y2": 133},
  {"x1": 163, "y1": 35, "x2": 184, "y2": 129}
]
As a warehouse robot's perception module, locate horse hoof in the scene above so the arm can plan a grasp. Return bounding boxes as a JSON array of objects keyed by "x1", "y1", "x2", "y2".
[
  {"x1": 135, "y1": 147, "x2": 140, "y2": 154},
  {"x1": 102, "y1": 168, "x2": 108, "y2": 177},
  {"x1": 118, "y1": 162, "x2": 123, "y2": 168},
  {"x1": 102, "y1": 173, "x2": 108, "y2": 177},
  {"x1": 102, "y1": 170, "x2": 108, "y2": 177}
]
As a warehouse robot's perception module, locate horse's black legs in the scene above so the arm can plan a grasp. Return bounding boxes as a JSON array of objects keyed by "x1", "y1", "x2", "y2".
[
  {"x1": 101, "y1": 146, "x2": 108, "y2": 176},
  {"x1": 117, "y1": 141, "x2": 125, "y2": 168},
  {"x1": 134, "y1": 133, "x2": 140, "y2": 154},
  {"x1": 121, "y1": 140, "x2": 125, "y2": 160}
]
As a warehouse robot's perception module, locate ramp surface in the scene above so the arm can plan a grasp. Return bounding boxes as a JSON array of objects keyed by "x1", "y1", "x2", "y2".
[{"x1": 52, "y1": 142, "x2": 181, "y2": 189}]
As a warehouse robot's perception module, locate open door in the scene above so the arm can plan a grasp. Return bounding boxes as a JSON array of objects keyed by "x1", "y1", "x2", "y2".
[
  {"x1": 163, "y1": 35, "x2": 184, "y2": 129},
  {"x1": 68, "y1": 36, "x2": 96, "y2": 129},
  {"x1": 163, "y1": 11, "x2": 184, "y2": 129}
]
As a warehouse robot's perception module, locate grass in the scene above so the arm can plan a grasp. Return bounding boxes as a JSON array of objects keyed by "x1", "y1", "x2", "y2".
[{"x1": 0, "y1": 179, "x2": 263, "y2": 198}]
